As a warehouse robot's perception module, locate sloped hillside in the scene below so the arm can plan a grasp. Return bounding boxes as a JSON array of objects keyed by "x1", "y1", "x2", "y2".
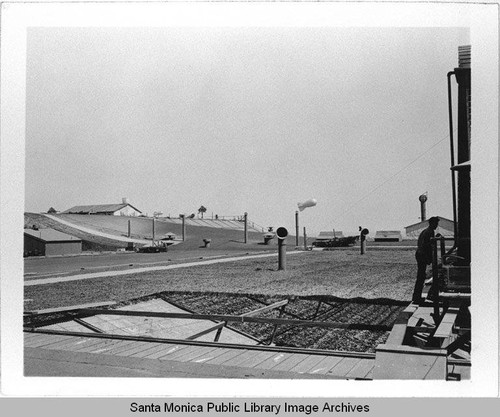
[{"x1": 24, "y1": 212, "x2": 280, "y2": 252}]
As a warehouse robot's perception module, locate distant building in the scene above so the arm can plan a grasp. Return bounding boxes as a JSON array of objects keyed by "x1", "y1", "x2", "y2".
[
  {"x1": 63, "y1": 198, "x2": 142, "y2": 216},
  {"x1": 315, "y1": 231, "x2": 344, "y2": 242},
  {"x1": 405, "y1": 216, "x2": 455, "y2": 239},
  {"x1": 374, "y1": 231, "x2": 403, "y2": 242},
  {"x1": 24, "y1": 229, "x2": 82, "y2": 257}
]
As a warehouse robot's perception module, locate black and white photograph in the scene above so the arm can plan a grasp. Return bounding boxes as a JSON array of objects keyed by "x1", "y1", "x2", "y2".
[{"x1": 0, "y1": 0, "x2": 498, "y2": 402}]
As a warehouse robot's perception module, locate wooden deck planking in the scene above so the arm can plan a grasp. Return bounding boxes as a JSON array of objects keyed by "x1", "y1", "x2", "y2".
[
  {"x1": 24, "y1": 333, "x2": 378, "y2": 379},
  {"x1": 23, "y1": 332, "x2": 55, "y2": 344},
  {"x1": 218, "y1": 350, "x2": 256, "y2": 367},
  {"x1": 190, "y1": 347, "x2": 232, "y2": 364},
  {"x1": 95, "y1": 339, "x2": 145, "y2": 355},
  {"x1": 68, "y1": 338, "x2": 123, "y2": 354},
  {"x1": 85, "y1": 339, "x2": 132, "y2": 354},
  {"x1": 254, "y1": 352, "x2": 291, "y2": 370},
  {"x1": 54, "y1": 337, "x2": 110, "y2": 352},
  {"x1": 204, "y1": 349, "x2": 247, "y2": 365},
  {"x1": 26, "y1": 335, "x2": 85, "y2": 350},
  {"x1": 63, "y1": 336, "x2": 123, "y2": 352},
  {"x1": 271, "y1": 353, "x2": 311, "y2": 372},
  {"x1": 114, "y1": 341, "x2": 162, "y2": 357},
  {"x1": 127, "y1": 343, "x2": 167, "y2": 358},
  {"x1": 327, "y1": 357, "x2": 361, "y2": 377},
  {"x1": 130, "y1": 342, "x2": 187, "y2": 359},
  {"x1": 29, "y1": 336, "x2": 86, "y2": 351},
  {"x1": 24, "y1": 333, "x2": 73, "y2": 348},
  {"x1": 230, "y1": 350, "x2": 276, "y2": 368},
  {"x1": 307, "y1": 355, "x2": 344, "y2": 375},
  {"x1": 91, "y1": 340, "x2": 140, "y2": 355},
  {"x1": 288, "y1": 355, "x2": 327, "y2": 374},
  {"x1": 345, "y1": 359, "x2": 374, "y2": 379},
  {"x1": 143, "y1": 344, "x2": 188, "y2": 359},
  {"x1": 172, "y1": 346, "x2": 223, "y2": 363},
  {"x1": 158, "y1": 344, "x2": 213, "y2": 361}
]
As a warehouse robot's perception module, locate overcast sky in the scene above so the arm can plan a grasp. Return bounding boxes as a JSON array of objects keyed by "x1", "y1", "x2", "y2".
[{"x1": 25, "y1": 26, "x2": 469, "y2": 236}]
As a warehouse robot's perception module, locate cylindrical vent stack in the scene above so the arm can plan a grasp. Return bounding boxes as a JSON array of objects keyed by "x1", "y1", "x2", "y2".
[
  {"x1": 122, "y1": 197, "x2": 129, "y2": 204},
  {"x1": 276, "y1": 227, "x2": 288, "y2": 271},
  {"x1": 419, "y1": 194, "x2": 427, "y2": 221}
]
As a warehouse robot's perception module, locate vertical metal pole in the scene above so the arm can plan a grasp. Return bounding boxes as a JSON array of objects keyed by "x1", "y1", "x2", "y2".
[
  {"x1": 295, "y1": 211, "x2": 299, "y2": 247},
  {"x1": 181, "y1": 215, "x2": 186, "y2": 241},
  {"x1": 244, "y1": 212, "x2": 248, "y2": 244},
  {"x1": 420, "y1": 201, "x2": 427, "y2": 222},
  {"x1": 128, "y1": 220, "x2": 131, "y2": 238},
  {"x1": 455, "y1": 68, "x2": 471, "y2": 264},
  {"x1": 439, "y1": 236, "x2": 446, "y2": 263},
  {"x1": 360, "y1": 229, "x2": 366, "y2": 255},
  {"x1": 278, "y1": 239, "x2": 286, "y2": 271},
  {"x1": 447, "y1": 71, "x2": 459, "y2": 244},
  {"x1": 303, "y1": 227, "x2": 307, "y2": 251},
  {"x1": 431, "y1": 238, "x2": 441, "y2": 323},
  {"x1": 152, "y1": 218, "x2": 155, "y2": 244}
]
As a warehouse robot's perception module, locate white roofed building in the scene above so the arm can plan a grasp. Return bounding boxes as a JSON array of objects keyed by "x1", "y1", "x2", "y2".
[
  {"x1": 405, "y1": 216, "x2": 455, "y2": 239},
  {"x1": 63, "y1": 198, "x2": 142, "y2": 216}
]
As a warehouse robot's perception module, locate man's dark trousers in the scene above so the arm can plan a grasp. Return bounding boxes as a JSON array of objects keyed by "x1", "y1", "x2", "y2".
[{"x1": 413, "y1": 251, "x2": 428, "y2": 303}]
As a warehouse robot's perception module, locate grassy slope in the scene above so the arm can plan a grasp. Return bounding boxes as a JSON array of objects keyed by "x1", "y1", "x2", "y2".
[{"x1": 24, "y1": 212, "x2": 271, "y2": 251}]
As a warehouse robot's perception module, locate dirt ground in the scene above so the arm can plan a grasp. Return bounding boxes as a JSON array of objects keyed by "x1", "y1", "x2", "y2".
[{"x1": 24, "y1": 249, "x2": 417, "y2": 311}]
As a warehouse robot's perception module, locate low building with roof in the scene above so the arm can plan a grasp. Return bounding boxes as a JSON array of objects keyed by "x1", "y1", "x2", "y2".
[
  {"x1": 374, "y1": 231, "x2": 403, "y2": 242},
  {"x1": 315, "y1": 231, "x2": 344, "y2": 241},
  {"x1": 405, "y1": 216, "x2": 455, "y2": 239},
  {"x1": 24, "y1": 228, "x2": 82, "y2": 257},
  {"x1": 63, "y1": 198, "x2": 142, "y2": 216}
]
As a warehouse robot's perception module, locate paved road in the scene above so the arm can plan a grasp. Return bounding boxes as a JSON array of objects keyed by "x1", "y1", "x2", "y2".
[
  {"x1": 24, "y1": 249, "x2": 276, "y2": 277},
  {"x1": 25, "y1": 251, "x2": 303, "y2": 286}
]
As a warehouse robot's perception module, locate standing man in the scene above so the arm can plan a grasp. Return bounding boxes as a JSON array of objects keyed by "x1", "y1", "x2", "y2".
[{"x1": 412, "y1": 216, "x2": 440, "y2": 303}]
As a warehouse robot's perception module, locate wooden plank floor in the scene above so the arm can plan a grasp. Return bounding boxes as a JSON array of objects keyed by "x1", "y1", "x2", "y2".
[{"x1": 24, "y1": 332, "x2": 373, "y2": 379}]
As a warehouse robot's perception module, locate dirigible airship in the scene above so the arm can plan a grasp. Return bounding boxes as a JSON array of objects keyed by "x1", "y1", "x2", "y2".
[{"x1": 297, "y1": 198, "x2": 317, "y2": 211}]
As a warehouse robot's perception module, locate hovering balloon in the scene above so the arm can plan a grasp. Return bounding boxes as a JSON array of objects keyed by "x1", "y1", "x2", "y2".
[{"x1": 297, "y1": 198, "x2": 317, "y2": 211}]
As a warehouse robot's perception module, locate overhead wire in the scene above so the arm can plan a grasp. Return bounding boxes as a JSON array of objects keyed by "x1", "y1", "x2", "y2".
[{"x1": 335, "y1": 131, "x2": 455, "y2": 222}]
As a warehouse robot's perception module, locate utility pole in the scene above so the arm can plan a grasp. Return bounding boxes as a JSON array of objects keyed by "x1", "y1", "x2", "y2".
[
  {"x1": 295, "y1": 211, "x2": 299, "y2": 247},
  {"x1": 181, "y1": 215, "x2": 186, "y2": 241},
  {"x1": 244, "y1": 212, "x2": 248, "y2": 243}
]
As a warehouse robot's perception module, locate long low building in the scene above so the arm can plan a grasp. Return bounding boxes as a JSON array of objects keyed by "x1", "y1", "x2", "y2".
[
  {"x1": 24, "y1": 229, "x2": 82, "y2": 257},
  {"x1": 63, "y1": 199, "x2": 142, "y2": 216},
  {"x1": 315, "y1": 231, "x2": 344, "y2": 241},
  {"x1": 374, "y1": 231, "x2": 403, "y2": 242}
]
